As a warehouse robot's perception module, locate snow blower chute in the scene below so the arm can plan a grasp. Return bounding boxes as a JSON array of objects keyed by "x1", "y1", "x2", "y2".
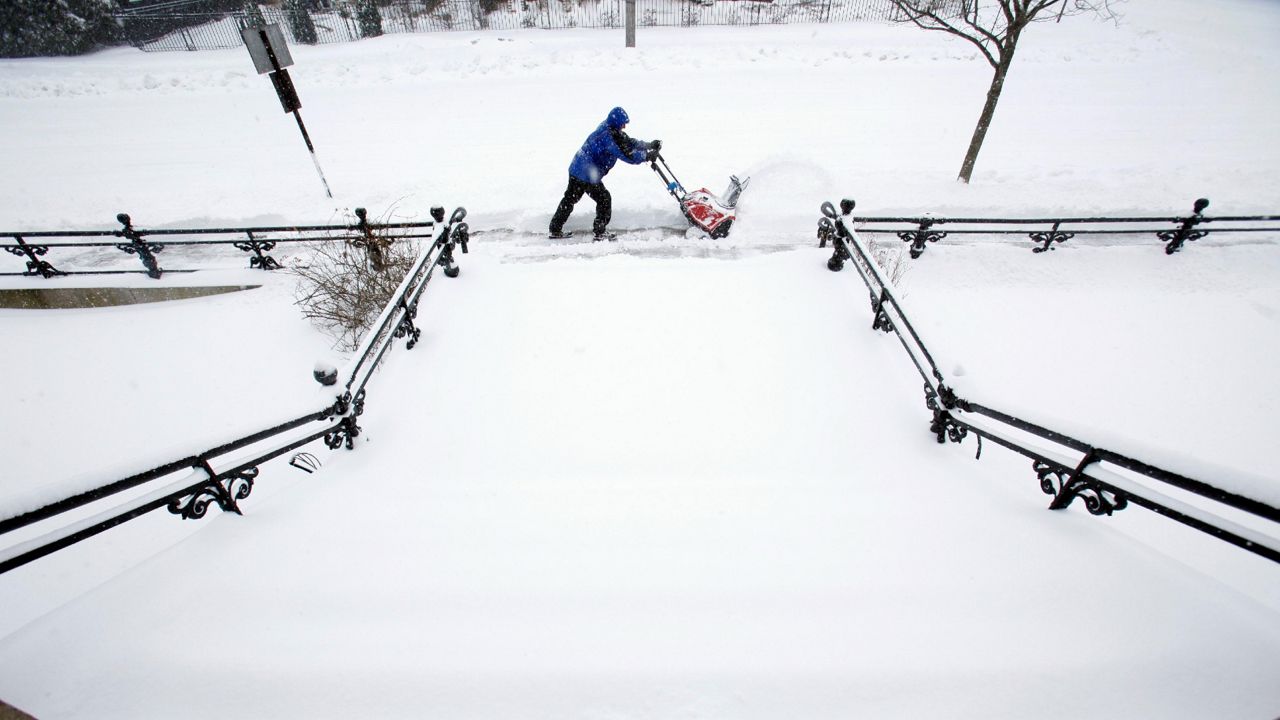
[{"x1": 649, "y1": 152, "x2": 749, "y2": 239}]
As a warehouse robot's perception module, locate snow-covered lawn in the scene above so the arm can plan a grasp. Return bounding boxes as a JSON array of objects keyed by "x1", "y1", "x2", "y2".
[{"x1": 1, "y1": 0, "x2": 1278, "y2": 716}]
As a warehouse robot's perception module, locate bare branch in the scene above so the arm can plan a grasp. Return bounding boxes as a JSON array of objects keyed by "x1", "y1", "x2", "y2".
[
  {"x1": 999, "y1": 0, "x2": 1018, "y2": 28},
  {"x1": 892, "y1": 1, "x2": 1000, "y2": 68},
  {"x1": 1028, "y1": 0, "x2": 1060, "y2": 20},
  {"x1": 958, "y1": 1, "x2": 1006, "y2": 48},
  {"x1": 291, "y1": 213, "x2": 422, "y2": 351},
  {"x1": 1040, "y1": 0, "x2": 1122, "y2": 24}
]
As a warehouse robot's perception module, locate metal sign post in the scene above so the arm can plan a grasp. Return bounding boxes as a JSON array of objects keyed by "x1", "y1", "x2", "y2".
[
  {"x1": 625, "y1": 0, "x2": 636, "y2": 47},
  {"x1": 241, "y1": 24, "x2": 333, "y2": 199}
]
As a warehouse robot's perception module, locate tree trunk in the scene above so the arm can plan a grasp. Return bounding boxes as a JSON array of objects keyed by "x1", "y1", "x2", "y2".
[{"x1": 958, "y1": 32, "x2": 1019, "y2": 183}]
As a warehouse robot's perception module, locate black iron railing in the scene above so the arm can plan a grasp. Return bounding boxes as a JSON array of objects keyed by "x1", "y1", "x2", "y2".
[
  {"x1": 842, "y1": 198, "x2": 1280, "y2": 259},
  {"x1": 0, "y1": 207, "x2": 470, "y2": 575},
  {"x1": 818, "y1": 199, "x2": 1280, "y2": 563},
  {"x1": 1, "y1": 208, "x2": 449, "y2": 280},
  {"x1": 117, "y1": 0, "x2": 908, "y2": 51}
]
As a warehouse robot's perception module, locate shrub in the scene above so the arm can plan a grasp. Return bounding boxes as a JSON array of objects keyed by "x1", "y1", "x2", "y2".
[
  {"x1": 355, "y1": 0, "x2": 383, "y2": 37},
  {"x1": 283, "y1": 0, "x2": 319, "y2": 42},
  {"x1": 292, "y1": 226, "x2": 420, "y2": 351},
  {"x1": 0, "y1": 0, "x2": 120, "y2": 58},
  {"x1": 866, "y1": 238, "x2": 909, "y2": 286}
]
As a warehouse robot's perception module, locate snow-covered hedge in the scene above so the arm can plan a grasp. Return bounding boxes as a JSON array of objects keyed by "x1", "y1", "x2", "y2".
[{"x1": 0, "y1": 0, "x2": 120, "y2": 58}]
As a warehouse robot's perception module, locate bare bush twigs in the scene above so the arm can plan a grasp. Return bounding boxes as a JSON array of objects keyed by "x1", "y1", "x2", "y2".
[
  {"x1": 866, "y1": 237, "x2": 910, "y2": 286},
  {"x1": 292, "y1": 215, "x2": 421, "y2": 351}
]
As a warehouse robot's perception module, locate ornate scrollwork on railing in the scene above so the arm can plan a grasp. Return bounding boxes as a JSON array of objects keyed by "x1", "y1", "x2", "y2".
[
  {"x1": 1034, "y1": 458, "x2": 1128, "y2": 516},
  {"x1": 817, "y1": 216, "x2": 853, "y2": 272},
  {"x1": 817, "y1": 217, "x2": 836, "y2": 249},
  {"x1": 870, "y1": 290, "x2": 894, "y2": 333},
  {"x1": 234, "y1": 232, "x2": 281, "y2": 270},
  {"x1": 899, "y1": 218, "x2": 947, "y2": 259},
  {"x1": 394, "y1": 299, "x2": 421, "y2": 349},
  {"x1": 1029, "y1": 222, "x2": 1075, "y2": 253},
  {"x1": 5, "y1": 235, "x2": 65, "y2": 278},
  {"x1": 924, "y1": 383, "x2": 968, "y2": 445},
  {"x1": 433, "y1": 220, "x2": 469, "y2": 279},
  {"x1": 324, "y1": 388, "x2": 366, "y2": 450},
  {"x1": 167, "y1": 466, "x2": 259, "y2": 520},
  {"x1": 114, "y1": 241, "x2": 165, "y2": 257},
  {"x1": 1158, "y1": 228, "x2": 1208, "y2": 255}
]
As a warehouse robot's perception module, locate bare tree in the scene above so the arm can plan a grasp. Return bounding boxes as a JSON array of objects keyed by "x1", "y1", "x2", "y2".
[{"x1": 891, "y1": 0, "x2": 1118, "y2": 183}]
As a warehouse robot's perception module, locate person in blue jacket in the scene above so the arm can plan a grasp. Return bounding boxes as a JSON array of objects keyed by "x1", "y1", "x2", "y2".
[{"x1": 549, "y1": 106, "x2": 661, "y2": 241}]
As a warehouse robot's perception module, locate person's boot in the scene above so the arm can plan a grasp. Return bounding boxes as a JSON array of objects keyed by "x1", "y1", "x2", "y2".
[
  {"x1": 593, "y1": 230, "x2": 617, "y2": 242},
  {"x1": 548, "y1": 230, "x2": 574, "y2": 239}
]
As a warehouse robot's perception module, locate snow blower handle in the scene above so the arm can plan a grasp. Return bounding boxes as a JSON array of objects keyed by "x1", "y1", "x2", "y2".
[{"x1": 649, "y1": 150, "x2": 686, "y2": 201}]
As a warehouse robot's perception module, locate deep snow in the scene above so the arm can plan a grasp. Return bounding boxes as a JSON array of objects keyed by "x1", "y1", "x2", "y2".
[
  {"x1": 1, "y1": 0, "x2": 1279, "y2": 716},
  {"x1": 5, "y1": 250, "x2": 1280, "y2": 719}
]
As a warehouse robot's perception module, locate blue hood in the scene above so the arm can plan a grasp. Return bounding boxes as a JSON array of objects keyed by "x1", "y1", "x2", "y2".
[{"x1": 606, "y1": 107, "x2": 629, "y2": 130}]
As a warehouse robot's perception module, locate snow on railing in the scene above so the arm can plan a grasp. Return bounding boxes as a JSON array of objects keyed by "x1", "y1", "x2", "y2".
[
  {"x1": 839, "y1": 198, "x2": 1280, "y2": 259},
  {"x1": 0, "y1": 206, "x2": 470, "y2": 575},
  {"x1": 817, "y1": 199, "x2": 1280, "y2": 564}
]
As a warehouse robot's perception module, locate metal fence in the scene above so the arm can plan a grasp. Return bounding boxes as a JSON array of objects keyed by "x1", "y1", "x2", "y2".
[
  {"x1": 0, "y1": 206, "x2": 471, "y2": 575},
  {"x1": 118, "y1": 0, "x2": 908, "y2": 51},
  {"x1": 839, "y1": 198, "x2": 1280, "y2": 260},
  {"x1": 817, "y1": 198, "x2": 1280, "y2": 565},
  {"x1": 1, "y1": 208, "x2": 467, "y2": 279}
]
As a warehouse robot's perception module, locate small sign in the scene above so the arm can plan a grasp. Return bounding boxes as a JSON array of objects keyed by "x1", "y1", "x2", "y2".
[
  {"x1": 239, "y1": 22, "x2": 331, "y2": 198},
  {"x1": 241, "y1": 23, "x2": 294, "y2": 75}
]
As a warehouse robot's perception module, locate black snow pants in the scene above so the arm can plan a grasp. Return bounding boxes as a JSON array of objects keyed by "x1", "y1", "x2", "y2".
[{"x1": 549, "y1": 176, "x2": 611, "y2": 236}]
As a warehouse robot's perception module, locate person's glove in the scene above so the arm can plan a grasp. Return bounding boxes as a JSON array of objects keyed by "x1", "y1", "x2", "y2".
[{"x1": 647, "y1": 139, "x2": 662, "y2": 161}]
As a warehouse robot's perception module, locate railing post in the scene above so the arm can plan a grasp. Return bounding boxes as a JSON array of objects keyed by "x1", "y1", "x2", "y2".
[
  {"x1": 819, "y1": 198, "x2": 855, "y2": 271},
  {"x1": 1029, "y1": 221, "x2": 1074, "y2": 253},
  {"x1": 351, "y1": 207, "x2": 387, "y2": 271},
  {"x1": 899, "y1": 215, "x2": 946, "y2": 259},
  {"x1": 1159, "y1": 198, "x2": 1210, "y2": 255},
  {"x1": 114, "y1": 213, "x2": 164, "y2": 279},
  {"x1": 433, "y1": 206, "x2": 468, "y2": 279},
  {"x1": 234, "y1": 230, "x2": 281, "y2": 270},
  {"x1": 924, "y1": 383, "x2": 968, "y2": 445},
  {"x1": 324, "y1": 389, "x2": 366, "y2": 450},
  {"x1": 5, "y1": 235, "x2": 65, "y2": 278},
  {"x1": 819, "y1": 217, "x2": 847, "y2": 272}
]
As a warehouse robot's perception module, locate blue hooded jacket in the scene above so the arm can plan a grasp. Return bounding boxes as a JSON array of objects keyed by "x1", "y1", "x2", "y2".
[{"x1": 568, "y1": 107, "x2": 651, "y2": 184}]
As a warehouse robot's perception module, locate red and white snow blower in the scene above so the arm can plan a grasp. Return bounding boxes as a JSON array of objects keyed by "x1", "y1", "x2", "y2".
[{"x1": 649, "y1": 152, "x2": 749, "y2": 239}]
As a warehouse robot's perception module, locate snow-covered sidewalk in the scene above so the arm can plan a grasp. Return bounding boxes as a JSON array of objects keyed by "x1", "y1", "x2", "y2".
[
  {"x1": 2, "y1": 249, "x2": 1278, "y2": 718},
  {"x1": 2, "y1": 0, "x2": 1279, "y2": 714}
]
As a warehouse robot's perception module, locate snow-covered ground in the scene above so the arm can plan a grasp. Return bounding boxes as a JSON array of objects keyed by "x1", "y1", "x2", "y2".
[{"x1": 1, "y1": 0, "x2": 1279, "y2": 716}]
